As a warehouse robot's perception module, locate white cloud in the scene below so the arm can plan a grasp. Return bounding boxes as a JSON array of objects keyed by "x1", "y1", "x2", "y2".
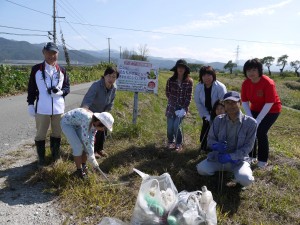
[
  {"x1": 241, "y1": 0, "x2": 293, "y2": 16},
  {"x1": 239, "y1": 43, "x2": 299, "y2": 62},
  {"x1": 149, "y1": 46, "x2": 235, "y2": 63},
  {"x1": 154, "y1": 13, "x2": 234, "y2": 34}
]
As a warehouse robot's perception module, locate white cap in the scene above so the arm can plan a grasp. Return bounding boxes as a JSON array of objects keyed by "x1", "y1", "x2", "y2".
[{"x1": 94, "y1": 112, "x2": 114, "y2": 132}]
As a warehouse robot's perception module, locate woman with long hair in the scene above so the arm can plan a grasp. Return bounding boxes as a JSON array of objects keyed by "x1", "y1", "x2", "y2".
[{"x1": 165, "y1": 59, "x2": 193, "y2": 152}]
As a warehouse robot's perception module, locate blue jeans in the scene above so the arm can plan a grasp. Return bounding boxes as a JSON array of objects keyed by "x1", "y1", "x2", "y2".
[
  {"x1": 250, "y1": 112, "x2": 280, "y2": 162},
  {"x1": 167, "y1": 116, "x2": 183, "y2": 144}
]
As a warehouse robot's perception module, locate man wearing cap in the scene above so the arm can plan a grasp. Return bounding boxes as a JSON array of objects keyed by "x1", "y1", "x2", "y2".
[
  {"x1": 196, "y1": 91, "x2": 257, "y2": 187},
  {"x1": 27, "y1": 42, "x2": 70, "y2": 167}
]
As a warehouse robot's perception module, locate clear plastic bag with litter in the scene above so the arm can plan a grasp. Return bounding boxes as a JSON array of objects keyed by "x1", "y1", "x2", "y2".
[{"x1": 130, "y1": 168, "x2": 217, "y2": 225}]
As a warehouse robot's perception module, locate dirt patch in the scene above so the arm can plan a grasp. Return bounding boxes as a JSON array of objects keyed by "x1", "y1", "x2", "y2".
[{"x1": 0, "y1": 145, "x2": 66, "y2": 225}]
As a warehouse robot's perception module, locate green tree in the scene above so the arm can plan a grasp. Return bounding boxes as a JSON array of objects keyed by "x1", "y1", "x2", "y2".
[
  {"x1": 224, "y1": 60, "x2": 237, "y2": 74},
  {"x1": 290, "y1": 60, "x2": 300, "y2": 77},
  {"x1": 61, "y1": 31, "x2": 71, "y2": 68},
  {"x1": 261, "y1": 56, "x2": 275, "y2": 76},
  {"x1": 277, "y1": 54, "x2": 289, "y2": 76},
  {"x1": 188, "y1": 63, "x2": 203, "y2": 73},
  {"x1": 121, "y1": 45, "x2": 149, "y2": 61}
]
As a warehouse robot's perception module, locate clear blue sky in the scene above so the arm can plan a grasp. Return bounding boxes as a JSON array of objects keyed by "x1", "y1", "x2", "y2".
[{"x1": 1, "y1": 0, "x2": 299, "y2": 65}]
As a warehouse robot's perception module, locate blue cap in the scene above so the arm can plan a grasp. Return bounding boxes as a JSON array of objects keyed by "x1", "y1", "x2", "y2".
[
  {"x1": 43, "y1": 42, "x2": 59, "y2": 52},
  {"x1": 223, "y1": 91, "x2": 241, "y2": 101}
]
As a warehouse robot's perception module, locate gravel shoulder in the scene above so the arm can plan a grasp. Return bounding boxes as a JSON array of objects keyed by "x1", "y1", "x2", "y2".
[
  {"x1": 0, "y1": 141, "x2": 66, "y2": 225},
  {"x1": 0, "y1": 82, "x2": 93, "y2": 225}
]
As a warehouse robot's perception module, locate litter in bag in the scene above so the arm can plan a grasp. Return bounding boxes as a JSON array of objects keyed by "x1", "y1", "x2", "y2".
[{"x1": 130, "y1": 168, "x2": 178, "y2": 225}]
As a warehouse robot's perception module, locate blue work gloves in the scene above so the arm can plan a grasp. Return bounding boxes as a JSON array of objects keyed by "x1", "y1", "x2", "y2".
[
  {"x1": 212, "y1": 142, "x2": 239, "y2": 164},
  {"x1": 211, "y1": 141, "x2": 227, "y2": 153},
  {"x1": 218, "y1": 153, "x2": 240, "y2": 164}
]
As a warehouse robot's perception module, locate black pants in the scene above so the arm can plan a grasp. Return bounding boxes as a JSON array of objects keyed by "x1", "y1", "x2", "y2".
[
  {"x1": 200, "y1": 118, "x2": 210, "y2": 151},
  {"x1": 94, "y1": 130, "x2": 107, "y2": 153},
  {"x1": 249, "y1": 111, "x2": 280, "y2": 162}
]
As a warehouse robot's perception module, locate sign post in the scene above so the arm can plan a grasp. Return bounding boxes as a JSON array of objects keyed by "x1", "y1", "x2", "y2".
[
  {"x1": 117, "y1": 59, "x2": 159, "y2": 124},
  {"x1": 132, "y1": 92, "x2": 138, "y2": 124}
]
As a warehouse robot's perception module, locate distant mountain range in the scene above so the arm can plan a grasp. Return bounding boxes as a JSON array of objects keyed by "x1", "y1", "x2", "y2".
[{"x1": 0, "y1": 37, "x2": 238, "y2": 70}]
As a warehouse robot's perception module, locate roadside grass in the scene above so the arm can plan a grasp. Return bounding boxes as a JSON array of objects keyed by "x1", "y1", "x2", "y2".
[{"x1": 33, "y1": 71, "x2": 300, "y2": 224}]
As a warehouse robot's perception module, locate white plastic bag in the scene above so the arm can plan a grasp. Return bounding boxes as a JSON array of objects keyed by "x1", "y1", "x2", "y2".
[
  {"x1": 98, "y1": 217, "x2": 129, "y2": 225},
  {"x1": 130, "y1": 168, "x2": 178, "y2": 225},
  {"x1": 167, "y1": 187, "x2": 217, "y2": 225}
]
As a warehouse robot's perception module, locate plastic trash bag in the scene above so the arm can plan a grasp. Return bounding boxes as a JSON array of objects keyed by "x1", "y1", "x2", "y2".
[
  {"x1": 167, "y1": 187, "x2": 217, "y2": 225},
  {"x1": 98, "y1": 217, "x2": 129, "y2": 225},
  {"x1": 130, "y1": 168, "x2": 178, "y2": 225}
]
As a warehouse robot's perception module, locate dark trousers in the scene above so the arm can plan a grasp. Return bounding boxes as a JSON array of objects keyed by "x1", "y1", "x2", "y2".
[
  {"x1": 94, "y1": 130, "x2": 106, "y2": 153},
  {"x1": 200, "y1": 118, "x2": 210, "y2": 151},
  {"x1": 249, "y1": 111, "x2": 280, "y2": 162}
]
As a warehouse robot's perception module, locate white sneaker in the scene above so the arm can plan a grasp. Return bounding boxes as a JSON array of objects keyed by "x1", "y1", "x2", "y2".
[
  {"x1": 257, "y1": 161, "x2": 268, "y2": 168},
  {"x1": 249, "y1": 157, "x2": 257, "y2": 164},
  {"x1": 167, "y1": 142, "x2": 175, "y2": 149},
  {"x1": 175, "y1": 144, "x2": 183, "y2": 152}
]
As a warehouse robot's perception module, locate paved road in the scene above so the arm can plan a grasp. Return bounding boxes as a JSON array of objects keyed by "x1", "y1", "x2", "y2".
[{"x1": 0, "y1": 82, "x2": 93, "y2": 156}]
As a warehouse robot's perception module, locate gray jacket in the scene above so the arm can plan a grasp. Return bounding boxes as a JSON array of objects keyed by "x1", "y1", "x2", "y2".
[
  {"x1": 194, "y1": 80, "x2": 227, "y2": 118},
  {"x1": 81, "y1": 78, "x2": 116, "y2": 113},
  {"x1": 207, "y1": 111, "x2": 257, "y2": 161}
]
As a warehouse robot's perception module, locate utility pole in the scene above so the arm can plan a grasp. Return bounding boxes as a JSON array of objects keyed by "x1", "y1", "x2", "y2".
[
  {"x1": 107, "y1": 38, "x2": 111, "y2": 63},
  {"x1": 119, "y1": 46, "x2": 122, "y2": 59},
  {"x1": 53, "y1": 0, "x2": 56, "y2": 43},
  {"x1": 52, "y1": 0, "x2": 65, "y2": 44},
  {"x1": 235, "y1": 45, "x2": 240, "y2": 65}
]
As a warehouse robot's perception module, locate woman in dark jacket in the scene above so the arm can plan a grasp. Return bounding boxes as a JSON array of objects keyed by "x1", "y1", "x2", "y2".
[{"x1": 81, "y1": 66, "x2": 119, "y2": 158}]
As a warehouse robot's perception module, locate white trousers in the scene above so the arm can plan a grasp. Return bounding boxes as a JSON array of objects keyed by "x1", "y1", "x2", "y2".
[{"x1": 196, "y1": 159, "x2": 254, "y2": 187}]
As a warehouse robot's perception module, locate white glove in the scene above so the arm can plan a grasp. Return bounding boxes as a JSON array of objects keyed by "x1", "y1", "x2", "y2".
[
  {"x1": 175, "y1": 110, "x2": 181, "y2": 116},
  {"x1": 28, "y1": 105, "x2": 36, "y2": 117},
  {"x1": 51, "y1": 89, "x2": 63, "y2": 98},
  {"x1": 205, "y1": 115, "x2": 211, "y2": 121},
  {"x1": 178, "y1": 108, "x2": 186, "y2": 118}
]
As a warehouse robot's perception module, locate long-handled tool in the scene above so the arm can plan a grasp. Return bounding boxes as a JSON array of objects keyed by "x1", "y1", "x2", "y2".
[
  {"x1": 218, "y1": 164, "x2": 224, "y2": 194},
  {"x1": 175, "y1": 116, "x2": 184, "y2": 147},
  {"x1": 198, "y1": 124, "x2": 210, "y2": 153}
]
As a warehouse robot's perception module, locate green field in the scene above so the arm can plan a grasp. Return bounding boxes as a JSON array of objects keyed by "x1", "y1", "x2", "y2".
[{"x1": 2, "y1": 66, "x2": 300, "y2": 224}]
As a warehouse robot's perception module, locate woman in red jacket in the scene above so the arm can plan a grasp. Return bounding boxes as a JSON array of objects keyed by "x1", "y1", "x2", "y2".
[{"x1": 241, "y1": 58, "x2": 281, "y2": 168}]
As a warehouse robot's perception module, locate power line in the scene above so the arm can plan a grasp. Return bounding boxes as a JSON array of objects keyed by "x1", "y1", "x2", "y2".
[
  {"x1": 62, "y1": 21, "x2": 300, "y2": 47},
  {"x1": 4, "y1": 0, "x2": 52, "y2": 17},
  {"x1": 62, "y1": 18, "x2": 101, "y2": 50},
  {"x1": 4, "y1": 0, "x2": 299, "y2": 48},
  {"x1": 0, "y1": 32, "x2": 48, "y2": 37},
  {"x1": 57, "y1": 0, "x2": 86, "y2": 24},
  {"x1": 56, "y1": 0, "x2": 110, "y2": 41},
  {"x1": 0, "y1": 25, "x2": 50, "y2": 32}
]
